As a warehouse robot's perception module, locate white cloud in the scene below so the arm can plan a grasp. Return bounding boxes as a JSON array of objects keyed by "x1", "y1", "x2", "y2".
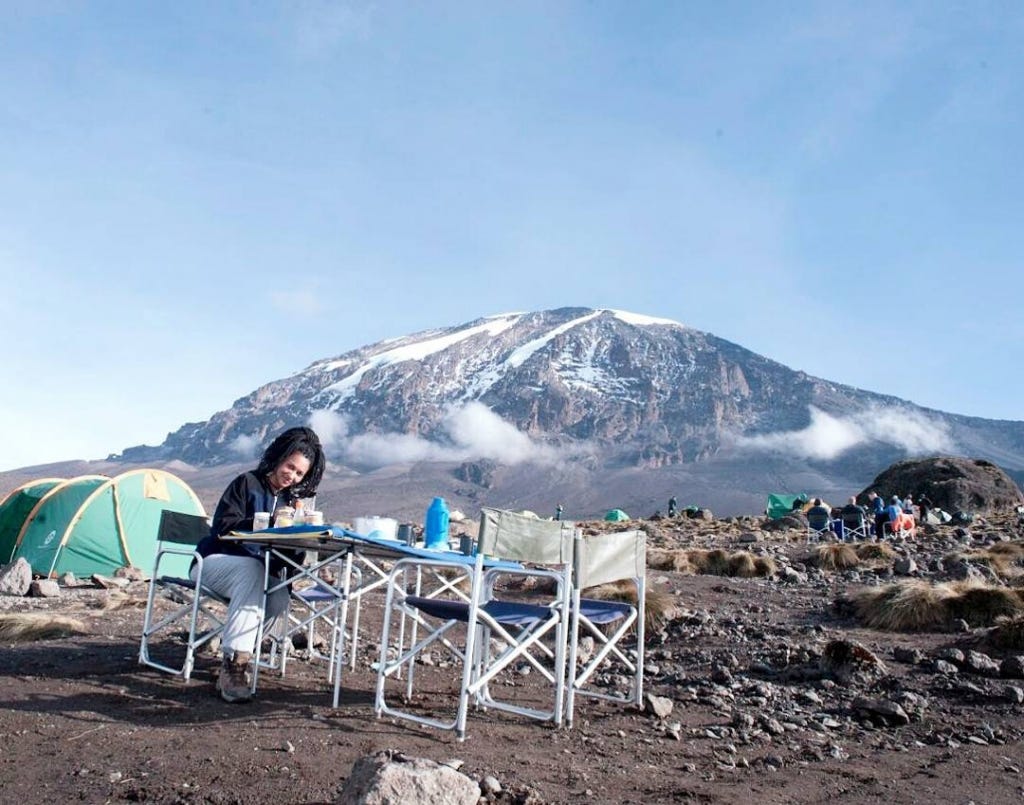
[
  {"x1": 308, "y1": 409, "x2": 349, "y2": 452},
  {"x1": 735, "y1": 405, "x2": 954, "y2": 461},
  {"x1": 342, "y1": 402, "x2": 565, "y2": 468},
  {"x1": 229, "y1": 434, "x2": 261, "y2": 460},
  {"x1": 269, "y1": 288, "x2": 326, "y2": 317}
]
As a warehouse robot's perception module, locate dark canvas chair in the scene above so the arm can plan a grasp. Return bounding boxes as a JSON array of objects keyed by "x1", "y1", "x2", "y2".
[
  {"x1": 805, "y1": 509, "x2": 833, "y2": 544},
  {"x1": 139, "y1": 510, "x2": 222, "y2": 681},
  {"x1": 839, "y1": 508, "x2": 871, "y2": 542}
]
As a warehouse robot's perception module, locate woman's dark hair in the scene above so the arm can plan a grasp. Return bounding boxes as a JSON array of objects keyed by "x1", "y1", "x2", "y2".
[{"x1": 256, "y1": 426, "x2": 325, "y2": 498}]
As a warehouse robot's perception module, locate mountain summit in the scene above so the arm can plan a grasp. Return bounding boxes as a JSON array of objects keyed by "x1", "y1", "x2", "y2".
[{"x1": 120, "y1": 308, "x2": 1024, "y2": 486}]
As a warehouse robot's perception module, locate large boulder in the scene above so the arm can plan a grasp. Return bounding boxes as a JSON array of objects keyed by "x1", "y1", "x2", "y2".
[
  {"x1": 337, "y1": 751, "x2": 480, "y2": 805},
  {"x1": 861, "y1": 457, "x2": 1023, "y2": 515}
]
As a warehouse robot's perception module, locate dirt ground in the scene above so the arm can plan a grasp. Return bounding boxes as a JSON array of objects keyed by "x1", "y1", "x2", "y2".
[{"x1": 2, "y1": 515, "x2": 1024, "y2": 804}]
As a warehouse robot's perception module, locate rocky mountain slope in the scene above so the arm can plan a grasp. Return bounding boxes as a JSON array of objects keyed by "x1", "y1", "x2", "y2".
[
  {"x1": 117, "y1": 308, "x2": 1024, "y2": 474},
  {"x1": 7, "y1": 308, "x2": 1020, "y2": 520}
]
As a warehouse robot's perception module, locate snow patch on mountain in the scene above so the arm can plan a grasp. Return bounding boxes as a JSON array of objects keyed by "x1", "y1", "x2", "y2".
[
  {"x1": 609, "y1": 310, "x2": 683, "y2": 328},
  {"x1": 317, "y1": 315, "x2": 520, "y2": 401}
]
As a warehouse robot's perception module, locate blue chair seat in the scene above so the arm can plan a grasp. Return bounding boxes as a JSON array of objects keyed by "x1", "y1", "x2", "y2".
[{"x1": 407, "y1": 596, "x2": 552, "y2": 628}]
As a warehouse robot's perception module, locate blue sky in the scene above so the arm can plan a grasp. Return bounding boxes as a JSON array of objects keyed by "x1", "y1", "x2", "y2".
[{"x1": 2, "y1": 1, "x2": 1022, "y2": 471}]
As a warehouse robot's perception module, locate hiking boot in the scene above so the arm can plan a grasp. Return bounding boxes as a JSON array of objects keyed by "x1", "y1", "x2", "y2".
[{"x1": 217, "y1": 652, "x2": 253, "y2": 703}]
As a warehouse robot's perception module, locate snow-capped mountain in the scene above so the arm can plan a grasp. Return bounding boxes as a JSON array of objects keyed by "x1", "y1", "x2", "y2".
[{"x1": 118, "y1": 308, "x2": 1024, "y2": 483}]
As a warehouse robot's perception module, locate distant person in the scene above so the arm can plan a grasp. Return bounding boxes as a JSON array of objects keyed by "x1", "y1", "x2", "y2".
[
  {"x1": 806, "y1": 497, "x2": 832, "y2": 535},
  {"x1": 668, "y1": 497, "x2": 678, "y2": 517},
  {"x1": 918, "y1": 493, "x2": 934, "y2": 523},
  {"x1": 555, "y1": 504, "x2": 564, "y2": 521},
  {"x1": 887, "y1": 495, "x2": 915, "y2": 539},
  {"x1": 868, "y1": 491, "x2": 887, "y2": 540},
  {"x1": 192, "y1": 426, "x2": 326, "y2": 703},
  {"x1": 902, "y1": 494, "x2": 915, "y2": 515}
]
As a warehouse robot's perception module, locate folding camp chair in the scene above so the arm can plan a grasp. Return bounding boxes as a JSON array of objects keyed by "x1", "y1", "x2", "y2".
[
  {"x1": 268, "y1": 563, "x2": 364, "y2": 685},
  {"x1": 565, "y1": 529, "x2": 646, "y2": 728},
  {"x1": 139, "y1": 510, "x2": 223, "y2": 681},
  {"x1": 375, "y1": 507, "x2": 576, "y2": 741},
  {"x1": 806, "y1": 511, "x2": 833, "y2": 544},
  {"x1": 840, "y1": 510, "x2": 871, "y2": 542}
]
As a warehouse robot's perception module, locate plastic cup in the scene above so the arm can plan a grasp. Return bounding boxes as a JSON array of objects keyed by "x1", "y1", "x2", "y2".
[
  {"x1": 253, "y1": 512, "x2": 271, "y2": 531},
  {"x1": 307, "y1": 511, "x2": 324, "y2": 526},
  {"x1": 274, "y1": 507, "x2": 295, "y2": 527}
]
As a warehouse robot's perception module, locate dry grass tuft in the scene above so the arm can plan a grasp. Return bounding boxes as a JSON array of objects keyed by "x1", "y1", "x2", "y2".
[
  {"x1": 945, "y1": 581, "x2": 1024, "y2": 626},
  {"x1": 681, "y1": 549, "x2": 774, "y2": 578},
  {"x1": 0, "y1": 613, "x2": 88, "y2": 642},
  {"x1": 728, "y1": 552, "x2": 758, "y2": 577},
  {"x1": 810, "y1": 544, "x2": 860, "y2": 570},
  {"x1": 946, "y1": 543, "x2": 1024, "y2": 580},
  {"x1": 855, "y1": 542, "x2": 897, "y2": 561},
  {"x1": 850, "y1": 579, "x2": 1024, "y2": 631},
  {"x1": 985, "y1": 616, "x2": 1024, "y2": 650},
  {"x1": 582, "y1": 580, "x2": 677, "y2": 631},
  {"x1": 850, "y1": 580, "x2": 958, "y2": 631},
  {"x1": 647, "y1": 549, "x2": 694, "y2": 574}
]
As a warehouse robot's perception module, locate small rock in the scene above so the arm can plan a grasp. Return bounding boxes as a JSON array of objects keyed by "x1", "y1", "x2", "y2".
[
  {"x1": 894, "y1": 558, "x2": 917, "y2": 575},
  {"x1": 893, "y1": 647, "x2": 925, "y2": 665},
  {"x1": 645, "y1": 694, "x2": 674, "y2": 719},
  {"x1": 0, "y1": 558, "x2": 32, "y2": 596},
  {"x1": 965, "y1": 651, "x2": 1001, "y2": 677},
  {"x1": 933, "y1": 659, "x2": 959, "y2": 675},
  {"x1": 852, "y1": 696, "x2": 910, "y2": 727},
  {"x1": 1000, "y1": 656, "x2": 1024, "y2": 679},
  {"x1": 29, "y1": 580, "x2": 60, "y2": 598},
  {"x1": 480, "y1": 775, "x2": 502, "y2": 795},
  {"x1": 1003, "y1": 686, "x2": 1024, "y2": 705}
]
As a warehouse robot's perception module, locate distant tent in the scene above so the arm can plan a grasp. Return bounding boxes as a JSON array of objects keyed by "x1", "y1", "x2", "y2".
[
  {"x1": 0, "y1": 469, "x2": 206, "y2": 578},
  {"x1": 766, "y1": 493, "x2": 809, "y2": 520},
  {"x1": 604, "y1": 509, "x2": 630, "y2": 522}
]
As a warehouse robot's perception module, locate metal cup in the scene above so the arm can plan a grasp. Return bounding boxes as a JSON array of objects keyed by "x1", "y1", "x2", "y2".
[
  {"x1": 459, "y1": 534, "x2": 474, "y2": 556},
  {"x1": 397, "y1": 524, "x2": 415, "y2": 545}
]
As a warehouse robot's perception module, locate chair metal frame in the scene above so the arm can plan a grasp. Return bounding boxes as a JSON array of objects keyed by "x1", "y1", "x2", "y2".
[
  {"x1": 374, "y1": 508, "x2": 576, "y2": 740},
  {"x1": 839, "y1": 510, "x2": 871, "y2": 542},
  {"x1": 565, "y1": 529, "x2": 646, "y2": 728},
  {"x1": 139, "y1": 510, "x2": 222, "y2": 682}
]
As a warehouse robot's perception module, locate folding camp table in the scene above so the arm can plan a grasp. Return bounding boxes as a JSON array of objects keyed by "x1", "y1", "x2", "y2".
[{"x1": 223, "y1": 525, "x2": 517, "y2": 707}]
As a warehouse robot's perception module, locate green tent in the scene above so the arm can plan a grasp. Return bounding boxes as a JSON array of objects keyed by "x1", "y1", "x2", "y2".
[
  {"x1": 0, "y1": 478, "x2": 65, "y2": 564},
  {"x1": 2, "y1": 469, "x2": 206, "y2": 578},
  {"x1": 765, "y1": 493, "x2": 808, "y2": 520},
  {"x1": 604, "y1": 508, "x2": 630, "y2": 522}
]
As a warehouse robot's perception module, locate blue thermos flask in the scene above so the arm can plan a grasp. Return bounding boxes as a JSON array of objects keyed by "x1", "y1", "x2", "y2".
[{"x1": 424, "y1": 497, "x2": 450, "y2": 550}]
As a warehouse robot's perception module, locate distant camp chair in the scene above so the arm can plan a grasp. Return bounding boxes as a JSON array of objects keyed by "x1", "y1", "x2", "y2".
[
  {"x1": 565, "y1": 529, "x2": 646, "y2": 728},
  {"x1": 806, "y1": 509, "x2": 833, "y2": 544},
  {"x1": 840, "y1": 509, "x2": 871, "y2": 542},
  {"x1": 139, "y1": 510, "x2": 223, "y2": 681}
]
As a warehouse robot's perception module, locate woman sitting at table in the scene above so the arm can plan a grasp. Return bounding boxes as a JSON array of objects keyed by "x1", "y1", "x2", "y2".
[{"x1": 192, "y1": 425, "x2": 325, "y2": 703}]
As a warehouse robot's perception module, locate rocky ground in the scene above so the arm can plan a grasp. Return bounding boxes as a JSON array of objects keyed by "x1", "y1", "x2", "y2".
[{"x1": 2, "y1": 510, "x2": 1024, "y2": 804}]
